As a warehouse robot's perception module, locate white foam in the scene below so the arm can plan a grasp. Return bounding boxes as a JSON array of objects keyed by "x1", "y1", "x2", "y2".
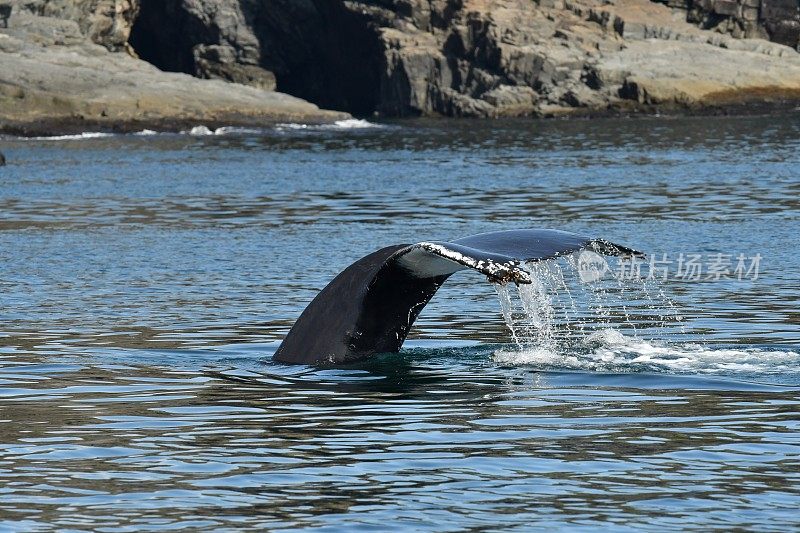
[
  {"x1": 495, "y1": 329, "x2": 800, "y2": 376},
  {"x1": 213, "y1": 126, "x2": 263, "y2": 135},
  {"x1": 329, "y1": 118, "x2": 381, "y2": 129},
  {"x1": 582, "y1": 329, "x2": 629, "y2": 347},
  {"x1": 183, "y1": 125, "x2": 265, "y2": 136},
  {"x1": 12, "y1": 120, "x2": 380, "y2": 141},
  {"x1": 187, "y1": 125, "x2": 215, "y2": 136},
  {"x1": 25, "y1": 132, "x2": 115, "y2": 141},
  {"x1": 276, "y1": 118, "x2": 382, "y2": 131},
  {"x1": 491, "y1": 253, "x2": 704, "y2": 374}
]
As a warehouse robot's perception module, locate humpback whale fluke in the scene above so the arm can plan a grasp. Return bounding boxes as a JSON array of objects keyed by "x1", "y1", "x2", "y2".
[{"x1": 274, "y1": 229, "x2": 642, "y2": 365}]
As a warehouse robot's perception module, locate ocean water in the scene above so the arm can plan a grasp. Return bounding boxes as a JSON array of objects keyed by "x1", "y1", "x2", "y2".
[{"x1": 1, "y1": 114, "x2": 799, "y2": 530}]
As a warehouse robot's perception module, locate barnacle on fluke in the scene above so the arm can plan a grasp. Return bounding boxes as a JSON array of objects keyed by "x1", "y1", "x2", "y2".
[{"x1": 274, "y1": 229, "x2": 642, "y2": 365}]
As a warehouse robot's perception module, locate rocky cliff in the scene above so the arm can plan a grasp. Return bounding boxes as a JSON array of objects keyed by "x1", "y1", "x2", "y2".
[
  {"x1": 0, "y1": 0, "x2": 346, "y2": 135},
  {"x1": 128, "y1": 0, "x2": 385, "y2": 115},
  {"x1": 2, "y1": 0, "x2": 800, "y2": 132},
  {"x1": 3, "y1": 0, "x2": 139, "y2": 50},
  {"x1": 658, "y1": 0, "x2": 799, "y2": 46},
  {"x1": 126, "y1": 0, "x2": 800, "y2": 117}
]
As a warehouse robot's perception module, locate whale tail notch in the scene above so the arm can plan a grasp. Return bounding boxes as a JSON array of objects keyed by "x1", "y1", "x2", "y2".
[{"x1": 273, "y1": 229, "x2": 642, "y2": 365}]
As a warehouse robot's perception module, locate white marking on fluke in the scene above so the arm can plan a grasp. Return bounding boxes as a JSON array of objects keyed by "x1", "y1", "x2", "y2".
[{"x1": 415, "y1": 242, "x2": 532, "y2": 284}]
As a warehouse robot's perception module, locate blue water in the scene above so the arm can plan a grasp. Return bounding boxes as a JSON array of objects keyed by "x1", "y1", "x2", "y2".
[{"x1": 1, "y1": 115, "x2": 799, "y2": 530}]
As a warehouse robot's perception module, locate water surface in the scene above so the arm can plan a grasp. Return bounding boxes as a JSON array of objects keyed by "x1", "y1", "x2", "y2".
[{"x1": 1, "y1": 115, "x2": 799, "y2": 530}]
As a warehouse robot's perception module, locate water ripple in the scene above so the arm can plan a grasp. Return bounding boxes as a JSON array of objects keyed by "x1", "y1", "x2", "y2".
[{"x1": 1, "y1": 114, "x2": 799, "y2": 529}]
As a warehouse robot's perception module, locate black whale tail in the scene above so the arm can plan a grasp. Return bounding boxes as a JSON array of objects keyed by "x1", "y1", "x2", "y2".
[{"x1": 273, "y1": 229, "x2": 643, "y2": 365}]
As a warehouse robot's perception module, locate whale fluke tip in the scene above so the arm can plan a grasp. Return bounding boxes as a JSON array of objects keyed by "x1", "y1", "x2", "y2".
[{"x1": 589, "y1": 239, "x2": 645, "y2": 259}]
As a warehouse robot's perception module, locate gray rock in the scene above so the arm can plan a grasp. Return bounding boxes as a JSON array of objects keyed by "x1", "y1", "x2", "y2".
[
  {"x1": 64, "y1": 0, "x2": 800, "y2": 118},
  {"x1": 712, "y1": 0, "x2": 739, "y2": 16},
  {"x1": 0, "y1": 7, "x2": 347, "y2": 135},
  {"x1": 603, "y1": 38, "x2": 800, "y2": 107},
  {"x1": 0, "y1": 150, "x2": 5, "y2": 166},
  {"x1": 12, "y1": 0, "x2": 140, "y2": 50},
  {"x1": 3, "y1": 0, "x2": 800, "y2": 127},
  {"x1": 354, "y1": 0, "x2": 800, "y2": 116},
  {"x1": 0, "y1": 2, "x2": 11, "y2": 29},
  {"x1": 193, "y1": 44, "x2": 276, "y2": 90},
  {"x1": 676, "y1": 0, "x2": 800, "y2": 47}
]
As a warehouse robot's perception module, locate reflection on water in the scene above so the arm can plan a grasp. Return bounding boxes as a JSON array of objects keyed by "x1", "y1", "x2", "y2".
[
  {"x1": 1, "y1": 114, "x2": 800, "y2": 529},
  {"x1": 1, "y1": 349, "x2": 799, "y2": 530}
]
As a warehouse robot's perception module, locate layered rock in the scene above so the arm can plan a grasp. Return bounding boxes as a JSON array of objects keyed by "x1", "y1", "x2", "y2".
[
  {"x1": 128, "y1": 0, "x2": 276, "y2": 89},
  {"x1": 0, "y1": 3, "x2": 346, "y2": 135},
  {"x1": 3, "y1": 0, "x2": 800, "y2": 131},
  {"x1": 356, "y1": 0, "x2": 800, "y2": 116},
  {"x1": 6, "y1": 0, "x2": 140, "y2": 50},
  {"x1": 656, "y1": 0, "x2": 800, "y2": 49},
  {"x1": 126, "y1": 0, "x2": 800, "y2": 117}
]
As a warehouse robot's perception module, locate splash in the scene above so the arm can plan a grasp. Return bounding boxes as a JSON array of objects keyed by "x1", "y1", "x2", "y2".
[
  {"x1": 494, "y1": 261, "x2": 560, "y2": 352},
  {"x1": 492, "y1": 252, "x2": 700, "y2": 368},
  {"x1": 11, "y1": 127, "x2": 244, "y2": 140},
  {"x1": 491, "y1": 253, "x2": 800, "y2": 377},
  {"x1": 495, "y1": 329, "x2": 800, "y2": 376},
  {"x1": 496, "y1": 253, "x2": 683, "y2": 347},
  {"x1": 186, "y1": 125, "x2": 216, "y2": 136}
]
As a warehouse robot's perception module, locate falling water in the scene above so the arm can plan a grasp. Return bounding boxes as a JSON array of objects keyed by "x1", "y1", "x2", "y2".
[
  {"x1": 493, "y1": 251, "x2": 800, "y2": 374},
  {"x1": 494, "y1": 251, "x2": 683, "y2": 352}
]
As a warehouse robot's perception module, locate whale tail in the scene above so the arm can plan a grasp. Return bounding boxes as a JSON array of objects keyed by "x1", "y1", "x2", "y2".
[{"x1": 273, "y1": 229, "x2": 642, "y2": 365}]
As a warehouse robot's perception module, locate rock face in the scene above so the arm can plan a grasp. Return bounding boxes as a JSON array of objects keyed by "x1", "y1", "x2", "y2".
[
  {"x1": 2, "y1": 0, "x2": 800, "y2": 131},
  {"x1": 129, "y1": 0, "x2": 383, "y2": 115},
  {"x1": 658, "y1": 0, "x2": 800, "y2": 48},
  {"x1": 129, "y1": 0, "x2": 276, "y2": 89},
  {"x1": 357, "y1": 0, "x2": 800, "y2": 116},
  {"x1": 0, "y1": 3, "x2": 347, "y2": 135},
  {"x1": 127, "y1": 0, "x2": 800, "y2": 118},
  {"x1": 9, "y1": 0, "x2": 140, "y2": 50}
]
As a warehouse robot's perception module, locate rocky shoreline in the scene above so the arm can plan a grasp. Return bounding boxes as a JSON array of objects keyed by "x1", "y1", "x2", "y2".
[
  {"x1": 0, "y1": 2, "x2": 347, "y2": 136},
  {"x1": 2, "y1": 0, "x2": 800, "y2": 135}
]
